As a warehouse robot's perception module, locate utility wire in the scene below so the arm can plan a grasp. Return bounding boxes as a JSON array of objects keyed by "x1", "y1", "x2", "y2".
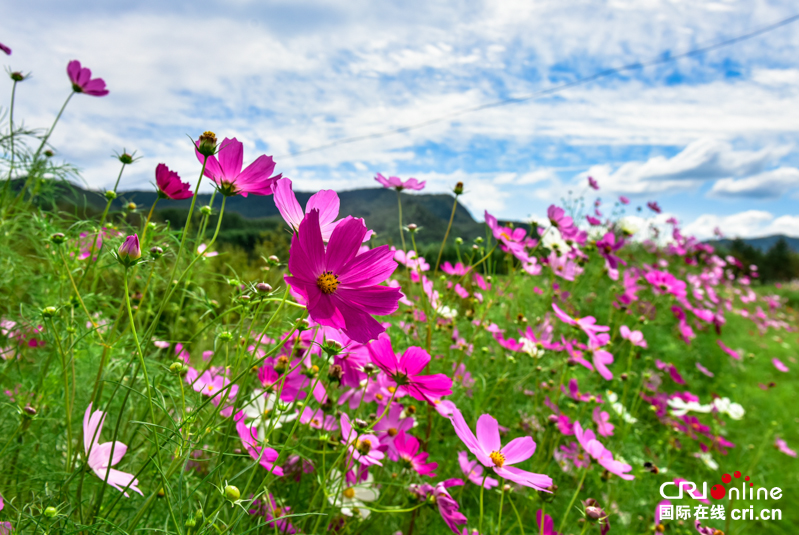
[{"x1": 280, "y1": 13, "x2": 799, "y2": 159}]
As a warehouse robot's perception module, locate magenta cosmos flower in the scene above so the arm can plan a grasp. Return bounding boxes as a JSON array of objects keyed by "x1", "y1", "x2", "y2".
[
  {"x1": 573, "y1": 421, "x2": 634, "y2": 480},
  {"x1": 587, "y1": 176, "x2": 599, "y2": 190},
  {"x1": 367, "y1": 333, "x2": 452, "y2": 402},
  {"x1": 374, "y1": 173, "x2": 425, "y2": 191},
  {"x1": 235, "y1": 412, "x2": 284, "y2": 475},
  {"x1": 285, "y1": 209, "x2": 401, "y2": 343},
  {"x1": 451, "y1": 410, "x2": 552, "y2": 490},
  {"x1": 394, "y1": 431, "x2": 437, "y2": 477},
  {"x1": 67, "y1": 60, "x2": 109, "y2": 96},
  {"x1": 195, "y1": 137, "x2": 281, "y2": 197},
  {"x1": 458, "y1": 451, "x2": 498, "y2": 489},
  {"x1": 274, "y1": 178, "x2": 344, "y2": 241},
  {"x1": 83, "y1": 403, "x2": 143, "y2": 496},
  {"x1": 155, "y1": 163, "x2": 193, "y2": 200},
  {"x1": 340, "y1": 413, "x2": 386, "y2": 467},
  {"x1": 0, "y1": 43, "x2": 10, "y2": 55}
]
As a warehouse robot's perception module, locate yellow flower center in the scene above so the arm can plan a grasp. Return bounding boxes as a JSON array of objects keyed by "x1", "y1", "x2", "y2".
[
  {"x1": 316, "y1": 271, "x2": 339, "y2": 294},
  {"x1": 500, "y1": 232, "x2": 511, "y2": 240},
  {"x1": 207, "y1": 385, "x2": 215, "y2": 392},
  {"x1": 273, "y1": 507, "x2": 283, "y2": 517},
  {"x1": 375, "y1": 393, "x2": 384, "y2": 401},
  {"x1": 387, "y1": 386, "x2": 396, "y2": 394},
  {"x1": 489, "y1": 450, "x2": 505, "y2": 467},
  {"x1": 387, "y1": 428, "x2": 398, "y2": 437},
  {"x1": 357, "y1": 439, "x2": 372, "y2": 454},
  {"x1": 343, "y1": 488, "x2": 356, "y2": 499}
]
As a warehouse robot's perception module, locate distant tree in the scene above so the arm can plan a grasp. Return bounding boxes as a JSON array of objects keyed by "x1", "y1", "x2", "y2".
[{"x1": 762, "y1": 238, "x2": 797, "y2": 282}]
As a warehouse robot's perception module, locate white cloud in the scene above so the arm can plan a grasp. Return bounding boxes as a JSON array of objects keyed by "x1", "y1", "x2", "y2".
[
  {"x1": 682, "y1": 210, "x2": 799, "y2": 240},
  {"x1": 708, "y1": 167, "x2": 799, "y2": 198}
]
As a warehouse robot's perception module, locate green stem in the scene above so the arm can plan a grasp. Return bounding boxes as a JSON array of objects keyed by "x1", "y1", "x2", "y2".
[
  {"x1": 508, "y1": 492, "x2": 525, "y2": 535},
  {"x1": 480, "y1": 472, "x2": 488, "y2": 534},
  {"x1": 141, "y1": 197, "x2": 159, "y2": 243},
  {"x1": 434, "y1": 194, "x2": 459, "y2": 275},
  {"x1": 497, "y1": 484, "x2": 505, "y2": 535},
  {"x1": 1, "y1": 79, "x2": 19, "y2": 206},
  {"x1": 48, "y1": 317, "x2": 73, "y2": 473},
  {"x1": 122, "y1": 269, "x2": 181, "y2": 535},
  {"x1": 558, "y1": 464, "x2": 589, "y2": 533},
  {"x1": 59, "y1": 248, "x2": 105, "y2": 345},
  {"x1": 396, "y1": 189, "x2": 407, "y2": 253}
]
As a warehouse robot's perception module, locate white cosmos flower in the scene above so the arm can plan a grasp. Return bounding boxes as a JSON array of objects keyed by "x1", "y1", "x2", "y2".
[
  {"x1": 436, "y1": 305, "x2": 458, "y2": 319},
  {"x1": 667, "y1": 398, "x2": 713, "y2": 417},
  {"x1": 712, "y1": 397, "x2": 745, "y2": 420},
  {"x1": 605, "y1": 390, "x2": 638, "y2": 423},
  {"x1": 694, "y1": 451, "x2": 719, "y2": 470},
  {"x1": 519, "y1": 337, "x2": 544, "y2": 358},
  {"x1": 327, "y1": 469, "x2": 379, "y2": 518},
  {"x1": 241, "y1": 389, "x2": 297, "y2": 430}
]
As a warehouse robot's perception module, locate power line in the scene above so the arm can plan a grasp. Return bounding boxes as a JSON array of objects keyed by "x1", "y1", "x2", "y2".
[{"x1": 279, "y1": 13, "x2": 799, "y2": 160}]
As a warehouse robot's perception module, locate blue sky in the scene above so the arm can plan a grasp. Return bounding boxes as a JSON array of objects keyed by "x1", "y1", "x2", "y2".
[{"x1": 3, "y1": 0, "x2": 799, "y2": 239}]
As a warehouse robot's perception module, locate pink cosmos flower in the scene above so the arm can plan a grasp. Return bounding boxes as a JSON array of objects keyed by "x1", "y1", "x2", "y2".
[
  {"x1": 235, "y1": 412, "x2": 284, "y2": 475},
  {"x1": 83, "y1": 403, "x2": 143, "y2": 496},
  {"x1": 596, "y1": 232, "x2": 626, "y2": 277},
  {"x1": 536, "y1": 509, "x2": 562, "y2": 535},
  {"x1": 373, "y1": 403, "x2": 414, "y2": 459},
  {"x1": 67, "y1": 60, "x2": 108, "y2": 96},
  {"x1": 394, "y1": 431, "x2": 437, "y2": 477},
  {"x1": 450, "y1": 410, "x2": 552, "y2": 490},
  {"x1": 155, "y1": 163, "x2": 193, "y2": 200},
  {"x1": 0, "y1": 43, "x2": 11, "y2": 55},
  {"x1": 552, "y1": 303, "x2": 610, "y2": 345},
  {"x1": 655, "y1": 499, "x2": 672, "y2": 525},
  {"x1": 647, "y1": 201, "x2": 662, "y2": 214},
  {"x1": 249, "y1": 494, "x2": 296, "y2": 534},
  {"x1": 374, "y1": 173, "x2": 426, "y2": 191},
  {"x1": 656, "y1": 359, "x2": 686, "y2": 384},
  {"x1": 619, "y1": 196, "x2": 629, "y2": 205},
  {"x1": 695, "y1": 519, "x2": 720, "y2": 535},
  {"x1": 772, "y1": 358, "x2": 789, "y2": 372},
  {"x1": 592, "y1": 407, "x2": 614, "y2": 437},
  {"x1": 195, "y1": 137, "x2": 281, "y2": 197},
  {"x1": 485, "y1": 211, "x2": 529, "y2": 262},
  {"x1": 586, "y1": 215, "x2": 601, "y2": 225},
  {"x1": 441, "y1": 262, "x2": 468, "y2": 276},
  {"x1": 285, "y1": 210, "x2": 401, "y2": 343},
  {"x1": 556, "y1": 442, "x2": 590, "y2": 470},
  {"x1": 547, "y1": 205, "x2": 579, "y2": 240},
  {"x1": 588, "y1": 176, "x2": 599, "y2": 190},
  {"x1": 340, "y1": 414, "x2": 385, "y2": 467},
  {"x1": 573, "y1": 422, "x2": 634, "y2": 480},
  {"x1": 561, "y1": 378, "x2": 593, "y2": 402},
  {"x1": 274, "y1": 178, "x2": 347, "y2": 241},
  {"x1": 696, "y1": 362, "x2": 714, "y2": 377},
  {"x1": 367, "y1": 333, "x2": 452, "y2": 402},
  {"x1": 409, "y1": 480, "x2": 466, "y2": 534},
  {"x1": 300, "y1": 407, "x2": 338, "y2": 431},
  {"x1": 186, "y1": 367, "x2": 238, "y2": 415},
  {"x1": 619, "y1": 325, "x2": 647, "y2": 348},
  {"x1": 548, "y1": 252, "x2": 582, "y2": 281},
  {"x1": 775, "y1": 437, "x2": 797, "y2": 457},
  {"x1": 645, "y1": 269, "x2": 687, "y2": 299},
  {"x1": 458, "y1": 451, "x2": 499, "y2": 489},
  {"x1": 717, "y1": 340, "x2": 741, "y2": 360}
]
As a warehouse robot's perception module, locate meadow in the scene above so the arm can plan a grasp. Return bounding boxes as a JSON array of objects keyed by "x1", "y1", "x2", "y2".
[{"x1": 0, "y1": 55, "x2": 798, "y2": 535}]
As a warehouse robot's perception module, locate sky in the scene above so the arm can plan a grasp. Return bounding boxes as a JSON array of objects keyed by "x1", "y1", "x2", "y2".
[{"x1": 3, "y1": 0, "x2": 799, "y2": 240}]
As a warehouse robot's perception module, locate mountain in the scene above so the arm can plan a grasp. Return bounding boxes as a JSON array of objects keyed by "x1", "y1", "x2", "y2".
[
  {"x1": 40, "y1": 181, "x2": 487, "y2": 247},
  {"x1": 707, "y1": 235, "x2": 799, "y2": 253}
]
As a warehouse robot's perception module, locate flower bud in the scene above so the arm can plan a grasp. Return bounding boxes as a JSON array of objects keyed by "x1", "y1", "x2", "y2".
[
  {"x1": 118, "y1": 153, "x2": 134, "y2": 165},
  {"x1": 455, "y1": 237, "x2": 463, "y2": 245},
  {"x1": 200, "y1": 205, "x2": 213, "y2": 216},
  {"x1": 328, "y1": 364, "x2": 344, "y2": 383},
  {"x1": 41, "y1": 306, "x2": 58, "y2": 319},
  {"x1": 50, "y1": 232, "x2": 66, "y2": 245},
  {"x1": 474, "y1": 237, "x2": 484, "y2": 244},
  {"x1": 362, "y1": 363, "x2": 376, "y2": 375},
  {"x1": 44, "y1": 150, "x2": 54, "y2": 158},
  {"x1": 453, "y1": 181, "x2": 464, "y2": 195},
  {"x1": 224, "y1": 485, "x2": 240, "y2": 501},
  {"x1": 117, "y1": 234, "x2": 141, "y2": 267},
  {"x1": 406, "y1": 223, "x2": 418, "y2": 233},
  {"x1": 126, "y1": 202, "x2": 137, "y2": 212},
  {"x1": 219, "y1": 331, "x2": 233, "y2": 342},
  {"x1": 274, "y1": 355, "x2": 290, "y2": 374},
  {"x1": 44, "y1": 506, "x2": 57, "y2": 518},
  {"x1": 256, "y1": 282, "x2": 272, "y2": 293},
  {"x1": 184, "y1": 517, "x2": 196, "y2": 528},
  {"x1": 10, "y1": 71, "x2": 25, "y2": 82},
  {"x1": 585, "y1": 506, "x2": 604, "y2": 520},
  {"x1": 323, "y1": 340, "x2": 343, "y2": 357},
  {"x1": 149, "y1": 246, "x2": 164, "y2": 259},
  {"x1": 169, "y1": 362, "x2": 184, "y2": 375},
  {"x1": 197, "y1": 131, "x2": 218, "y2": 157},
  {"x1": 104, "y1": 190, "x2": 117, "y2": 201},
  {"x1": 353, "y1": 418, "x2": 368, "y2": 432},
  {"x1": 268, "y1": 255, "x2": 280, "y2": 265},
  {"x1": 23, "y1": 405, "x2": 37, "y2": 417}
]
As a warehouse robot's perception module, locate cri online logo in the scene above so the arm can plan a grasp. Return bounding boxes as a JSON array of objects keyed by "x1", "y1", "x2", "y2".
[{"x1": 660, "y1": 471, "x2": 783, "y2": 501}]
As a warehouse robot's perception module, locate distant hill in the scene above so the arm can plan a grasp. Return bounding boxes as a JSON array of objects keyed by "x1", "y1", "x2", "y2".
[
  {"x1": 37, "y1": 181, "x2": 487, "y2": 247},
  {"x1": 707, "y1": 235, "x2": 799, "y2": 253}
]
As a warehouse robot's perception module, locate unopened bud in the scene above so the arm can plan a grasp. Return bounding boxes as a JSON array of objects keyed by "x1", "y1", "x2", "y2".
[
  {"x1": 44, "y1": 150, "x2": 54, "y2": 158},
  {"x1": 104, "y1": 190, "x2": 117, "y2": 200},
  {"x1": 44, "y1": 506, "x2": 57, "y2": 518},
  {"x1": 455, "y1": 237, "x2": 463, "y2": 245},
  {"x1": 23, "y1": 405, "x2": 37, "y2": 417},
  {"x1": 117, "y1": 234, "x2": 142, "y2": 267},
  {"x1": 406, "y1": 223, "x2": 418, "y2": 232},
  {"x1": 323, "y1": 340, "x2": 343, "y2": 357},
  {"x1": 126, "y1": 202, "x2": 137, "y2": 212},
  {"x1": 475, "y1": 237, "x2": 484, "y2": 244},
  {"x1": 169, "y1": 362, "x2": 184, "y2": 375},
  {"x1": 362, "y1": 363, "x2": 376, "y2": 375},
  {"x1": 185, "y1": 517, "x2": 196, "y2": 528},
  {"x1": 118, "y1": 153, "x2": 134, "y2": 165},
  {"x1": 224, "y1": 485, "x2": 240, "y2": 501},
  {"x1": 149, "y1": 246, "x2": 164, "y2": 258},
  {"x1": 219, "y1": 331, "x2": 233, "y2": 342},
  {"x1": 453, "y1": 181, "x2": 464, "y2": 195},
  {"x1": 197, "y1": 131, "x2": 218, "y2": 157},
  {"x1": 50, "y1": 232, "x2": 66, "y2": 245},
  {"x1": 200, "y1": 205, "x2": 213, "y2": 216},
  {"x1": 268, "y1": 255, "x2": 280, "y2": 265},
  {"x1": 328, "y1": 364, "x2": 344, "y2": 383},
  {"x1": 41, "y1": 306, "x2": 58, "y2": 318},
  {"x1": 274, "y1": 355, "x2": 289, "y2": 374},
  {"x1": 585, "y1": 506, "x2": 604, "y2": 520},
  {"x1": 353, "y1": 418, "x2": 368, "y2": 431},
  {"x1": 11, "y1": 71, "x2": 25, "y2": 82},
  {"x1": 256, "y1": 282, "x2": 272, "y2": 293}
]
